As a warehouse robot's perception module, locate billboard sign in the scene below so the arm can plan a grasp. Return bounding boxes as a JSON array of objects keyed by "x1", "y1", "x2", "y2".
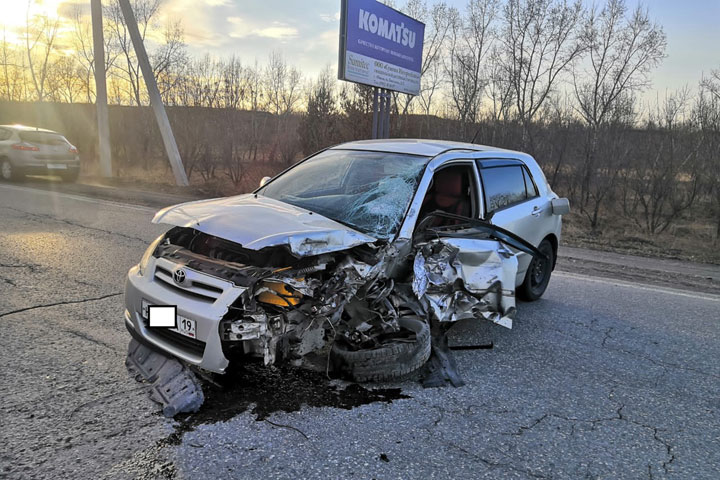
[{"x1": 338, "y1": 0, "x2": 425, "y2": 96}]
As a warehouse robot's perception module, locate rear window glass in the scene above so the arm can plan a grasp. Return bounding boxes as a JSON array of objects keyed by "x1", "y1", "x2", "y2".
[
  {"x1": 481, "y1": 166, "x2": 527, "y2": 212},
  {"x1": 19, "y1": 132, "x2": 68, "y2": 145}
]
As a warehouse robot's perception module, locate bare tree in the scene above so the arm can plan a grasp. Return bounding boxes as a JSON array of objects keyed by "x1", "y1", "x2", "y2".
[
  {"x1": 106, "y1": 0, "x2": 162, "y2": 105},
  {"x1": 394, "y1": 0, "x2": 452, "y2": 119},
  {"x1": 153, "y1": 19, "x2": 187, "y2": 103},
  {"x1": 621, "y1": 89, "x2": 701, "y2": 235},
  {"x1": 25, "y1": 5, "x2": 59, "y2": 101},
  {"x1": 573, "y1": 0, "x2": 666, "y2": 227},
  {"x1": 299, "y1": 67, "x2": 338, "y2": 154},
  {"x1": 71, "y1": 4, "x2": 119, "y2": 103},
  {"x1": 263, "y1": 51, "x2": 302, "y2": 116},
  {"x1": 700, "y1": 68, "x2": 720, "y2": 102},
  {"x1": 696, "y1": 69, "x2": 720, "y2": 242},
  {"x1": 46, "y1": 55, "x2": 85, "y2": 103},
  {"x1": 485, "y1": 45, "x2": 515, "y2": 122},
  {"x1": 445, "y1": 0, "x2": 498, "y2": 134},
  {"x1": 498, "y1": 0, "x2": 585, "y2": 153},
  {"x1": 1, "y1": 30, "x2": 27, "y2": 101}
]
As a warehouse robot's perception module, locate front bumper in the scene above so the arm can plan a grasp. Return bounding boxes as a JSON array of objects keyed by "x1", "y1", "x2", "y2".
[{"x1": 124, "y1": 261, "x2": 247, "y2": 373}]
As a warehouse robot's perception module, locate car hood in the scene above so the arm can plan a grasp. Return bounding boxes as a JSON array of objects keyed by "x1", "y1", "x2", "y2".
[{"x1": 152, "y1": 193, "x2": 377, "y2": 257}]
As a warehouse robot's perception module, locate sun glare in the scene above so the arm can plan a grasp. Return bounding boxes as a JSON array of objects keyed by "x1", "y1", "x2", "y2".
[{"x1": 1, "y1": 0, "x2": 66, "y2": 32}]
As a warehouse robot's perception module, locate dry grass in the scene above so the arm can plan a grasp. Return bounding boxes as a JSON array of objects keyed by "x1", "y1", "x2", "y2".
[{"x1": 562, "y1": 211, "x2": 720, "y2": 265}]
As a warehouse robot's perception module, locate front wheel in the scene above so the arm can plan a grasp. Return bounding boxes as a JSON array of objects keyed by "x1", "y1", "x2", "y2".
[
  {"x1": 331, "y1": 316, "x2": 431, "y2": 382},
  {"x1": 1, "y1": 159, "x2": 22, "y2": 181},
  {"x1": 518, "y1": 238, "x2": 554, "y2": 301}
]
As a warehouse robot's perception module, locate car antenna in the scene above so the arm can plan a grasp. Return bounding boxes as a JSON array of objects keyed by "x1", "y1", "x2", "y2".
[{"x1": 470, "y1": 128, "x2": 481, "y2": 144}]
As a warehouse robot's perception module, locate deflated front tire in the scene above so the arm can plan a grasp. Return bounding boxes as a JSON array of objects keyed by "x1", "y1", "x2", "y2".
[{"x1": 331, "y1": 316, "x2": 431, "y2": 382}]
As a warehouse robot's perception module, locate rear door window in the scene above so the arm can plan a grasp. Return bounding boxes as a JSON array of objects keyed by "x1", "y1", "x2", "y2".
[
  {"x1": 19, "y1": 132, "x2": 68, "y2": 146},
  {"x1": 480, "y1": 166, "x2": 528, "y2": 213},
  {"x1": 0, "y1": 128, "x2": 12, "y2": 141}
]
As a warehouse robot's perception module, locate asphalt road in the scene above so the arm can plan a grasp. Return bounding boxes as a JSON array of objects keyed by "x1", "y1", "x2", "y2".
[{"x1": 1, "y1": 182, "x2": 718, "y2": 480}]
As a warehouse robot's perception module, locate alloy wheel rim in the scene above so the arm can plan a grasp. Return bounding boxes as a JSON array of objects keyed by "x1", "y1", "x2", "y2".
[{"x1": 1, "y1": 161, "x2": 10, "y2": 179}]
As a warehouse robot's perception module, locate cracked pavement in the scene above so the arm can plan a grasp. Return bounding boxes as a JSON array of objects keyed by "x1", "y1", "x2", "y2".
[{"x1": 1, "y1": 182, "x2": 719, "y2": 479}]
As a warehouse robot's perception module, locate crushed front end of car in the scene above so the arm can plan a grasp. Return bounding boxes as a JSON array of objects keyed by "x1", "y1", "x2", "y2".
[{"x1": 124, "y1": 195, "x2": 540, "y2": 388}]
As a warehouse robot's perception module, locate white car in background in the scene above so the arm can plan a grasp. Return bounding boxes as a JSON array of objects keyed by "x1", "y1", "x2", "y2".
[
  {"x1": 124, "y1": 139, "x2": 569, "y2": 382},
  {"x1": 0, "y1": 124, "x2": 80, "y2": 182}
]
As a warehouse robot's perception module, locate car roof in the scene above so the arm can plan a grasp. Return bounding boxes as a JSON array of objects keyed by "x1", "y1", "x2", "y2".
[
  {"x1": 0, "y1": 124, "x2": 59, "y2": 134},
  {"x1": 330, "y1": 139, "x2": 521, "y2": 157}
]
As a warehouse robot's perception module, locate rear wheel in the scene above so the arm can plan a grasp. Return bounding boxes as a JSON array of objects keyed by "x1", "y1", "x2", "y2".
[
  {"x1": 0, "y1": 159, "x2": 21, "y2": 181},
  {"x1": 518, "y1": 238, "x2": 554, "y2": 301}
]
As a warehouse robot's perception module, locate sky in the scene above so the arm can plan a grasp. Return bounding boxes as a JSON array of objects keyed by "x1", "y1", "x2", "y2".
[{"x1": 2, "y1": 0, "x2": 719, "y2": 103}]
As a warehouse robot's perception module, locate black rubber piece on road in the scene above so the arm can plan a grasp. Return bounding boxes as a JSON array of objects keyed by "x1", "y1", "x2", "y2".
[
  {"x1": 518, "y1": 238, "x2": 555, "y2": 301},
  {"x1": 331, "y1": 316, "x2": 431, "y2": 383}
]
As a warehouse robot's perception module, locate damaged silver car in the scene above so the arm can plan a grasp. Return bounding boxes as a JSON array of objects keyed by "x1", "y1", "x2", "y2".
[{"x1": 124, "y1": 140, "x2": 569, "y2": 382}]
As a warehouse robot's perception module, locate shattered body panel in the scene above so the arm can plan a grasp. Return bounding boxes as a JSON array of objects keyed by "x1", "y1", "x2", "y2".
[{"x1": 414, "y1": 238, "x2": 517, "y2": 328}]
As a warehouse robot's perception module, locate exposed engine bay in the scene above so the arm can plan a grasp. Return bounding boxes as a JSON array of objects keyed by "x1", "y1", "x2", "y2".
[{"x1": 143, "y1": 210, "x2": 540, "y2": 384}]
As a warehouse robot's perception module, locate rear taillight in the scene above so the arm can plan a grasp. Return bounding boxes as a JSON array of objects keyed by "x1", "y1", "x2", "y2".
[
  {"x1": 69, "y1": 146, "x2": 78, "y2": 154},
  {"x1": 11, "y1": 143, "x2": 39, "y2": 151}
]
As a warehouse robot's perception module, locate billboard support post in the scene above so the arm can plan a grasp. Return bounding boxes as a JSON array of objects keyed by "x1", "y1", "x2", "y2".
[
  {"x1": 117, "y1": 0, "x2": 189, "y2": 187},
  {"x1": 371, "y1": 87, "x2": 379, "y2": 139},
  {"x1": 375, "y1": 89, "x2": 385, "y2": 138},
  {"x1": 383, "y1": 89, "x2": 391, "y2": 138}
]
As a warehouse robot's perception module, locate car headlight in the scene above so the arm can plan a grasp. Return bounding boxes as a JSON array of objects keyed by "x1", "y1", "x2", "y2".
[{"x1": 138, "y1": 234, "x2": 165, "y2": 276}]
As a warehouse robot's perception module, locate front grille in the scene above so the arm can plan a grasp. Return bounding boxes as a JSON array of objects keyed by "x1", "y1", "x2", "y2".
[
  {"x1": 153, "y1": 265, "x2": 221, "y2": 303},
  {"x1": 148, "y1": 326, "x2": 206, "y2": 356}
]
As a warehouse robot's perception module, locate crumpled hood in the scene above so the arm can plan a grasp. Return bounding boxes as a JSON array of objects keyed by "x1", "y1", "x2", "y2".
[{"x1": 152, "y1": 194, "x2": 377, "y2": 257}]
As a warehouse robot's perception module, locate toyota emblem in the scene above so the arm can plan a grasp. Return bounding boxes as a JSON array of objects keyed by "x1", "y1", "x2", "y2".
[{"x1": 173, "y1": 268, "x2": 187, "y2": 285}]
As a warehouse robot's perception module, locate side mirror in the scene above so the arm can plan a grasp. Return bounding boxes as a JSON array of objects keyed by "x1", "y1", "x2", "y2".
[
  {"x1": 551, "y1": 198, "x2": 570, "y2": 216},
  {"x1": 259, "y1": 176, "x2": 272, "y2": 188}
]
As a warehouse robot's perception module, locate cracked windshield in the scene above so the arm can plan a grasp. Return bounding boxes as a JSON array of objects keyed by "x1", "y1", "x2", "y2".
[{"x1": 258, "y1": 149, "x2": 429, "y2": 238}]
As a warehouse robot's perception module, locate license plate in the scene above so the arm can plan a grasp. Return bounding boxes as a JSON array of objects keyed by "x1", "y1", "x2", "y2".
[
  {"x1": 171, "y1": 316, "x2": 197, "y2": 339},
  {"x1": 47, "y1": 163, "x2": 67, "y2": 169},
  {"x1": 141, "y1": 299, "x2": 197, "y2": 339}
]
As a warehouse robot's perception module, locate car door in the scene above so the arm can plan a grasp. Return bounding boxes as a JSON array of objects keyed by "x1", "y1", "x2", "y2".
[
  {"x1": 476, "y1": 160, "x2": 550, "y2": 284},
  {"x1": 0, "y1": 128, "x2": 12, "y2": 155}
]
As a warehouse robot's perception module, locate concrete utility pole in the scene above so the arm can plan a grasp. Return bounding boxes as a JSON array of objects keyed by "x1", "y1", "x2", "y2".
[
  {"x1": 91, "y1": 0, "x2": 112, "y2": 178},
  {"x1": 117, "y1": 0, "x2": 189, "y2": 186}
]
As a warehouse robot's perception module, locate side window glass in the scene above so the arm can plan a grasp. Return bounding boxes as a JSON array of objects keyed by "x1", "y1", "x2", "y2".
[
  {"x1": 0, "y1": 129, "x2": 10, "y2": 141},
  {"x1": 480, "y1": 166, "x2": 527, "y2": 213},
  {"x1": 523, "y1": 167, "x2": 538, "y2": 198}
]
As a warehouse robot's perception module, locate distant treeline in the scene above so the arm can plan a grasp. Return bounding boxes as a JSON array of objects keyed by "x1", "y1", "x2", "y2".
[{"x1": 1, "y1": 95, "x2": 718, "y2": 243}]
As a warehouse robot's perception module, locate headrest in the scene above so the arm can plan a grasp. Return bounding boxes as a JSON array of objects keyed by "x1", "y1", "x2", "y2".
[{"x1": 434, "y1": 169, "x2": 463, "y2": 197}]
